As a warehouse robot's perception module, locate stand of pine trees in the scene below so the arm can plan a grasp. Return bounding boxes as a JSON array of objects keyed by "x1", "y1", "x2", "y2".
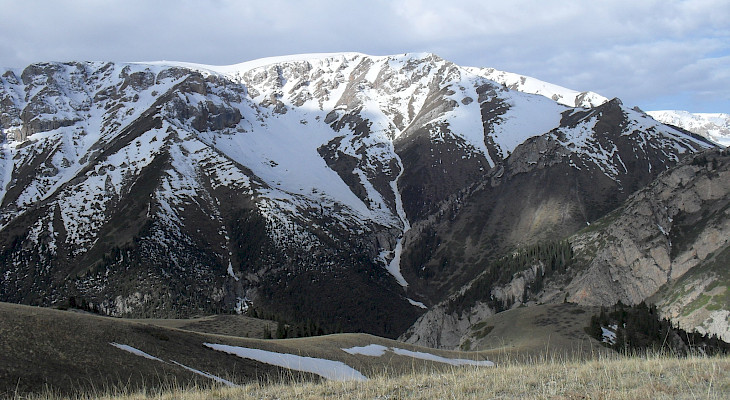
[
  {"x1": 249, "y1": 307, "x2": 339, "y2": 339},
  {"x1": 447, "y1": 239, "x2": 574, "y2": 314},
  {"x1": 588, "y1": 301, "x2": 730, "y2": 356},
  {"x1": 56, "y1": 295, "x2": 103, "y2": 314}
]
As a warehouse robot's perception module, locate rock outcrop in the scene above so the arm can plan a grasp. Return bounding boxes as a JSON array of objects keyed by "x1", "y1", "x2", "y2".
[{"x1": 403, "y1": 149, "x2": 730, "y2": 347}]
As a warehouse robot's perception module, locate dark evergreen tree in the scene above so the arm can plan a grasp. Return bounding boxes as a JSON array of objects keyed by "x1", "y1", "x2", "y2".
[{"x1": 587, "y1": 302, "x2": 730, "y2": 355}]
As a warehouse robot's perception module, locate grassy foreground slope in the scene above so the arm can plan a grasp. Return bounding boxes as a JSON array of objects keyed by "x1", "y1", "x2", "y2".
[
  {"x1": 0, "y1": 302, "x2": 493, "y2": 398},
  {"x1": 459, "y1": 303, "x2": 608, "y2": 356},
  {"x1": 173, "y1": 355, "x2": 730, "y2": 400},
  {"x1": 17, "y1": 355, "x2": 730, "y2": 399}
]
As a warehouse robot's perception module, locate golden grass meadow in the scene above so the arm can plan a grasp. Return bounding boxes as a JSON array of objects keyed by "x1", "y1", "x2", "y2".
[{"x1": 13, "y1": 353, "x2": 729, "y2": 400}]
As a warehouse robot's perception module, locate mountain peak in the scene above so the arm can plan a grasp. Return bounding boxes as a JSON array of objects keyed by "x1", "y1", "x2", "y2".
[
  {"x1": 129, "y1": 52, "x2": 449, "y2": 80},
  {"x1": 0, "y1": 53, "x2": 717, "y2": 339},
  {"x1": 647, "y1": 110, "x2": 730, "y2": 147}
]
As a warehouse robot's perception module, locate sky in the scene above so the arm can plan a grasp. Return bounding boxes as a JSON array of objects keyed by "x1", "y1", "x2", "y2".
[{"x1": 0, "y1": 0, "x2": 728, "y2": 113}]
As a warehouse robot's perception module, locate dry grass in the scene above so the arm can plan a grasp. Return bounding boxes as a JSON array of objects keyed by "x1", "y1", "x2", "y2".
[{"x1": 15, "y1": 354, "x2": 729, "y2": 400}]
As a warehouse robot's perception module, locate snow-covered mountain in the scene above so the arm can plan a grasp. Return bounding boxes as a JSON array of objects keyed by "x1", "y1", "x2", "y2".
[
  {"x1": 463, "y1": 66, "x2": 609, "y2": 108},
  {"x1": 0, "y1": 53, "x2": 715, "y2": 337},
  {"x1": 647, "y1": 110, "x2": 730, "y2": 147},
  {"x1": 460, "y1": 67, "x2": 729, "y2": 148}
]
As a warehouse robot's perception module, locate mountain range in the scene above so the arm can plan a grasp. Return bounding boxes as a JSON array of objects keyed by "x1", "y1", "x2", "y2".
[
  {"x1": 646, "y1": 110, "x2": 730, "y2": 147},
  {"x1": 0, "y1": 52, "x2": 725, "y2": 340}
]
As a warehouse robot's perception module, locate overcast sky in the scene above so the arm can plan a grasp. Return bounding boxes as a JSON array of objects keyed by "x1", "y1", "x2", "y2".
[{"x1": 1, "y1": 0, "x2": 728, "y2": 113}]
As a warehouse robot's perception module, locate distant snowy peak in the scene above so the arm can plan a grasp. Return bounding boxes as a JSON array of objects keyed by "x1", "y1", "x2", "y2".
[
  {"x1": 646, "y1": 110, "x2": 730, "y2": 147},
  {"x1": 459, "y1": 65, "x2": 727, "y2": 147},
  {"x1": 464, "y1": 66, "x2": 609, "y2": 108}
]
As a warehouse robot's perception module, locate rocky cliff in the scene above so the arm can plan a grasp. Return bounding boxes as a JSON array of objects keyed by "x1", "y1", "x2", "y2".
[
  {"x1": 402, "y1": 148, "x2": 729, "y2": 347},
  {"x1": 565, "y1": 149, "x2": 730, "y2": 341}
]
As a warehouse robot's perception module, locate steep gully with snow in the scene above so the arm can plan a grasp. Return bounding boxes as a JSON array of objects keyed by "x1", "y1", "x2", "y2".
[{"x1": 0, "y1": 52, "x2": 725, "y2": 340}]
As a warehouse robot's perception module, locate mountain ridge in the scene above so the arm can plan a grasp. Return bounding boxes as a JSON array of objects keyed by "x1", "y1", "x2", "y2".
[
  {"x1": 647, "y1": 110, "x2": 730, "y2": 147},
  {"x1": 0, "y1": 52, "x2": 716, "y2": 338},
  {"x1": 456, "y1": 65, "x2": 729, "y2": 148}
]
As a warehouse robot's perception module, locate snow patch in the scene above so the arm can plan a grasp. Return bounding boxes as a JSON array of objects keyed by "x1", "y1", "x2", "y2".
[
  {"x1": 387, "y1": 146, "x2": 410, "y2": 287},
  {"x1": 601, "y1": 325, "x2": 618, "y2": 345},
  {"x1": 110, "y1": 342, "x2": 162, "y2": 361},
  {"x1": 488, "y1": 91, "x2": 566, "y2": 159},
  {"x1": 110, "y1": 343, "x2": 236, "y2": 386},
  {"x1": 391, "y1": 347, "x2": 495, "y2": 366},
  {"x1": 234, "y1": 297, "x2": 250, "y2": 314},
  {"x1": 0, "y1": 146, "x2": 14, "y2": 207},
  {"x1": 408, "y1": 298, "x2": 428, "y2": 309},
  {"x1": 170, "y1": 360, "x2": 237, "y2": 387},
  {"x1": 341, "y1": 344, "x2": 494, "y2": 367},
  {"x1": 227, "y1": 261, "x2": 238, "y2": 281},
  {"x1": 341, "y1": 344, "x2": 389, "y2": 357},
  {"x1": 204, "y1": 343, "x2": 368, "y2": 381}
]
